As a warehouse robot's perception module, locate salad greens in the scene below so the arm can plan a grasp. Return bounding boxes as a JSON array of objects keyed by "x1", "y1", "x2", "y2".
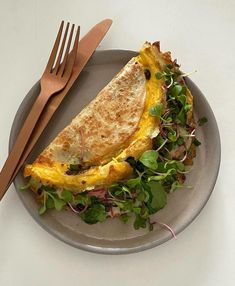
[{"x1": 24, "y1": 64, "x2": 205, "y2": 231}]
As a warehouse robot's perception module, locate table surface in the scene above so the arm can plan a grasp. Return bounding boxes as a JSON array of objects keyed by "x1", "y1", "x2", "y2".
[{"x1": 0, "y1": 0, "x2": 234, "y2": 285}]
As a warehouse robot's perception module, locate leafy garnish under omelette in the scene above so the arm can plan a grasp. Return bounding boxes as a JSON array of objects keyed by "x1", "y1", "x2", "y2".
[{"x1": 23, "y1": 42, "x2": 200, "y2": 230}]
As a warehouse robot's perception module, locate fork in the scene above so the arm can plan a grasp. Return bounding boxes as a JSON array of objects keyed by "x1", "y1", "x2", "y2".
[{"x1": 0, "y1": 21, "x2": 80, "y2": 200}]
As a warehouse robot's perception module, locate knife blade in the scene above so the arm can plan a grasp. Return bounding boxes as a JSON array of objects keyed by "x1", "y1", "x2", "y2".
[{"x1": 9, "y1": 19, "x2": 112, "y2": 188}]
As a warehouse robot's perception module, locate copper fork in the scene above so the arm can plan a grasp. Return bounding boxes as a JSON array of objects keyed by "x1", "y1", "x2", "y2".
[{"x1": 0, "y1": 21, "x2": 80, "y2": 200}]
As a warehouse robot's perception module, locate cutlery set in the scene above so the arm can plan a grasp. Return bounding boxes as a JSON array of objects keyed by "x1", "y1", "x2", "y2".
[{"x1": 0, "y1": 19, "x2": 112, "y2": 200}]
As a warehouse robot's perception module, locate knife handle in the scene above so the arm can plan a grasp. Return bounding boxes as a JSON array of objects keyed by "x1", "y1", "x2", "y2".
[{"x1": 0, "y1": 90, "x2": 50, "y2": 200}]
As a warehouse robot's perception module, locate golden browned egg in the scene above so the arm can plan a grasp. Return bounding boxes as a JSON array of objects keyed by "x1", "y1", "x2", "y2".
[{"x1": 24, "y1": 43, "x2": 173, "y2": 192}]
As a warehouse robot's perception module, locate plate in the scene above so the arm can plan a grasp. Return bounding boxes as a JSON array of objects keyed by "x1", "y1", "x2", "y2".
[{"x1": 10, "y1": 50, "x2": 221, "y2": 254}]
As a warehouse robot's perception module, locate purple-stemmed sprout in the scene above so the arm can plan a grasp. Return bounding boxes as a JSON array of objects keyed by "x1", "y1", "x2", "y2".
[
  {"x1": 67, "y1": 202, "x2": 88, "y2": 214},
  {"x1": 151, "y1": 220, "x2": 177, "y2": 239}
]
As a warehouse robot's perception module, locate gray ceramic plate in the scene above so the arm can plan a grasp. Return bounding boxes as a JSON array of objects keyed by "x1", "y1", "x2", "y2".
[{"x1": 10, "y1": 50, "x2": 220, "y2": 254}]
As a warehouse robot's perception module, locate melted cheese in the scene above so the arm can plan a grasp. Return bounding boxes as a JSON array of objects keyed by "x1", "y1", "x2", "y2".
[{"x1": 24, "y1": 44, "x2": 165, "y2": 192}]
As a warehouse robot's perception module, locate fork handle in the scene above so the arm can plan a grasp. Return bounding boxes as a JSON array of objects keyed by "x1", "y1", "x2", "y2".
[{"x1": 0, "y1": 88, "x2": 50, "y2": 200}]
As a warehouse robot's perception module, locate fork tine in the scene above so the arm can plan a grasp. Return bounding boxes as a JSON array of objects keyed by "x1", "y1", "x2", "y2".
[
  {"x1": 57, "y1": 24, "x2": 75, "y2": 77},
  {"x1": 62, "y1": 26, "x2": 80, "y2": 78},
  {"x1": 53, "y1": 22, "x2": 70, "y2": 74},
  {"x1": 45, "y1": 21, "x2": 64, "y2": 72}
]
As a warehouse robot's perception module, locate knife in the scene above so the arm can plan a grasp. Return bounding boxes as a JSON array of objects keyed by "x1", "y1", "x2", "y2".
[{"x1": 6, "y1": 19, "x2": 113, "y2": 192}]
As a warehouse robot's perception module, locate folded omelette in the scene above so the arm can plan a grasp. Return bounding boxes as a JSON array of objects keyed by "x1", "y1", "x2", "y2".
[{"x1": 24, "y1": 42, "x2": 197, "y2": 228}]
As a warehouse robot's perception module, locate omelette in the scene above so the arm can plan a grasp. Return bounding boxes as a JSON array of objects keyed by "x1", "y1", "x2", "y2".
[{"x1": 24, "y1": 42, "x2": 198, "y2": 228}]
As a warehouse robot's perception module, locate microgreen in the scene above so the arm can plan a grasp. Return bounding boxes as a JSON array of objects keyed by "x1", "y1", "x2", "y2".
[
  {"x1": 38, "y1": 193, "x2": 47, "y2": 215},
  {"x1": 46, "y1": 197, "x2": 55, "y2": 209},
  {"x1": 139, "y1": 150, "x2": 158, "y2": 170},
  {"x1": 119, "y1": 213, "x2": 130, "y2": 223},
  {"x1": 126, "y1": 177, "x2": 141, "y2": 188},
  {"x1": 178, "y1": 94, "x2": 186, "y2": 106},
  {"x1": 168, "y1": 130, "x2": 177, "y2": 142},
  {"x1": 148, "y1": 168, "x2": 176, "y2": 182},
  {"x1": 52, "y1": 195, "x2": 66, "y2": 211},
  {"x1": 74, "y1": 192, "x2": 91, "y2": 206},
  {"x1": 193, "y1": 138, "x2": 201, "y2": 146},
  {"x1": 171, "y1": 84, "x2": 183, "y2": 98},
  {"x1": 155, "y1": 72, "x2": 163, "y2": 80},
  {"x1": 20, "y1": 177, "x2": 40, "y2": 191},
  {"x1": 176, "y1": 108, "x2": 186, "y2": 125},
  {"x1": 134, "y1": 214, "x2": 147, "y2": 230},
  {"x1": 147, "y1": 181, "x2": 167, "y2": 210},
  {"x1": 149, "y1": 103, "x2": 164, "y2": 118},
  {"x1": 80, "y1": 204, "x2": 107, "y2": 224},
  {"x1": 60, "y1": 190, "x2": 73, "y2": 203},
  {"x1": 37, "y1": 186, "x2": 73, "y2": 214},
  {"x1": 198, "y1": 117, "x2": 208, "y2": 126}
]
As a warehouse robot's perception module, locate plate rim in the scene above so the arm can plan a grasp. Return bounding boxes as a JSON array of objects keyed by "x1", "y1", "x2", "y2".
[{"x1": 10, "y1": 49, "x2": 221, "y2": 254}]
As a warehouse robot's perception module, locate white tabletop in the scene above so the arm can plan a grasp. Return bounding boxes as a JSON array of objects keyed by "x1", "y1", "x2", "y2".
[{"x1": 0, "y1": 0, "x2": 234, "y2": 285}]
